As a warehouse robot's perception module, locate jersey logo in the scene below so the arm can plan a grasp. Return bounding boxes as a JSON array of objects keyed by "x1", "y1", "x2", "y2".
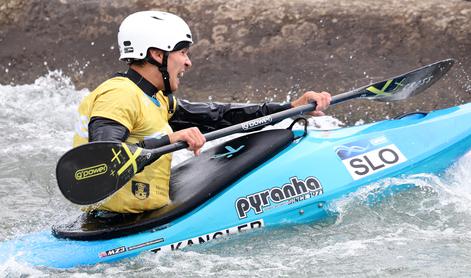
[{"x1": 132, "y1": 181, "x2": 150, "y2": 200}]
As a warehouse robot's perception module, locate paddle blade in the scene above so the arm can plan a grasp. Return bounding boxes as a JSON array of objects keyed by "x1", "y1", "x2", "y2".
[
  {"x1": 355, "y1": 59, "x2": 454, "y2": 102},
  {"x1": 56, "y1": 142, "x2": 152, "y2": 205}
]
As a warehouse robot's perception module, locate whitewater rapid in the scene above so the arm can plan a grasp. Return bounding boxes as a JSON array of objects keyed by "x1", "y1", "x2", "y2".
[{"x1": 1, "y1": 72, "x2": 471, "y2": 277}]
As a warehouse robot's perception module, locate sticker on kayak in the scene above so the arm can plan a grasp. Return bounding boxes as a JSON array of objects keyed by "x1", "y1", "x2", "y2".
[
  {"x1": 151, "y1": 219, "x2": 264, "y2": 253},
  {"x1": 99, "y1": 246, "x2": 126, "y2": 258},
  {"x1": 98, "y1": 238, "x2": 164, "y2": 258},
  {"x1": 235, "y1": 176, "x2": 323, "y2": 219},
  {"x1": 335, "y1": 136, "x2": 407, "y2": 180}
]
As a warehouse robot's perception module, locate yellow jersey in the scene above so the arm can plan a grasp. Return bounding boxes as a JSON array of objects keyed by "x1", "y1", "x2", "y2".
[{"x1": 73, "y1": 76, "x2": 176, "y2": 213}]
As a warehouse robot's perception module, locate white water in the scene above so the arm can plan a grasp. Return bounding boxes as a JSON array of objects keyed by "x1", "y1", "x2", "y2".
[{"x1": 1, "y1": 72, "x2": 471, "y2": 277}]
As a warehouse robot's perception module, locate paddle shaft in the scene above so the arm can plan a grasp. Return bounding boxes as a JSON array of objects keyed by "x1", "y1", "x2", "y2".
[{"x1": 149, "y1": 89, "x2": 365, "y2": 157}]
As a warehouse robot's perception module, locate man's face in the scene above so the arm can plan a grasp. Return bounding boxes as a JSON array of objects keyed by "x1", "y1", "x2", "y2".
[{"x1": 167, "y1": 48, "x2": 192, "y2": 92}]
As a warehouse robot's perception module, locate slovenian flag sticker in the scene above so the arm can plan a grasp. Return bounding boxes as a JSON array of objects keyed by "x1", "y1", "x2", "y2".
[{"x1": 335, "y1": 136, "x2": 407, "y2": 180}]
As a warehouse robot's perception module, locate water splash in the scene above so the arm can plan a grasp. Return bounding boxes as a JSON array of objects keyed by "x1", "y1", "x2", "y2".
[{"x1": 0, "y1": 70, "x2": 88, "y2": 154}]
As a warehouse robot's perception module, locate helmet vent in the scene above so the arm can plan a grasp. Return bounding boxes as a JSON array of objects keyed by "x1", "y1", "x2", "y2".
[
  {"x1": 186, "y1": 34, "x2": 191, "y2": 39},
  {"x1": 151, "y1": 16, "x2": 163, "y2": 20},
  {"x1": 123, "y1": 41, "x2": 131, "y2": 46}
]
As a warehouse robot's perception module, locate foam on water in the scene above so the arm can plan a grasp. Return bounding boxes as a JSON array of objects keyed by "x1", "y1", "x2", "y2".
[
  {"x1": 0, "y1": 71, "x2": 87, "y2": 152},
  {"x1": 0, "y1": 72, "x2": 89, "y2": 241},
  {"x1": 1, "y1": 72, "x2": 471, "y2": 276}
]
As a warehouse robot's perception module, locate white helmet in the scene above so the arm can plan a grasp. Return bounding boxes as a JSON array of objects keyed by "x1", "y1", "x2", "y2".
[{"x1": 118, "y1": 10, "x2": 193, "y2": 61}]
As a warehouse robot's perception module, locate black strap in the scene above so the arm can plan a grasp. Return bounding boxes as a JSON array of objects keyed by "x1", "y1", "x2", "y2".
[
  {"x1": 287, "y1": 117, "x2": 308, "y2": 140},
  {"x1": 145, "y1": 52, "x2": 175, "y2": 114}
]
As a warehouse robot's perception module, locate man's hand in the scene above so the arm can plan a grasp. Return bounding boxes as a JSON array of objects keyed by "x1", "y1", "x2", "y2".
[
  {"x1": 291, "y1": 91, "x2": 332, "y2": 116},
  {"x1": 169, "y1": 127, "x2": 206, "y2": 155}
]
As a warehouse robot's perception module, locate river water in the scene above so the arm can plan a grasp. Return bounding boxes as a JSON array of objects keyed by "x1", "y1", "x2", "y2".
[{"x1": 1, "y1": 72, "x2": 471, "y2": 277}]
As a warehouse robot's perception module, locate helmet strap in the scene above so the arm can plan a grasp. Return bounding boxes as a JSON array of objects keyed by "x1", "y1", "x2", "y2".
[{"x1": 145, "y1": 51, "x2": 175, "y2": 114}]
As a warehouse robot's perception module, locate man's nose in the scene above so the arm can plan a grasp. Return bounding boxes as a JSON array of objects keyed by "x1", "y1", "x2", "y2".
[{"x1": 185, "y1": 57, "x2": 192, "y2": 69}]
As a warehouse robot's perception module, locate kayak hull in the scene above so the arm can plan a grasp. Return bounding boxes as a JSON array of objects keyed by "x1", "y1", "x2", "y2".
[{"x1": 2, "y1": 103, "x2": 471, "y2": 268}]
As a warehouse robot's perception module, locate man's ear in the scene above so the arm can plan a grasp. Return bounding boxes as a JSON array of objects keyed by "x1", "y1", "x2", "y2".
[{"x1": 148, "y1": 49, "x2": 164, "y2": 63}]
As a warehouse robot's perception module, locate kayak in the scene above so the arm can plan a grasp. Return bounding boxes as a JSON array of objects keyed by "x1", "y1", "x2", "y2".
[{"x1": 1, "y1": 101, "x2": 471, "y2": 268}]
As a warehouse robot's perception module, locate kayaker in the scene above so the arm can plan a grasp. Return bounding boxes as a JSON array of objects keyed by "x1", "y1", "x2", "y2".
[{"x1": 73, "y1": 10, "x2": 331, "y2": 214}]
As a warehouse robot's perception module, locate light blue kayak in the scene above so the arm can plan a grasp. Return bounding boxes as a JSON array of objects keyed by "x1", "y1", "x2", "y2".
[{"x1": 1, "y1": 101, "x2": 471, "y2": 268}]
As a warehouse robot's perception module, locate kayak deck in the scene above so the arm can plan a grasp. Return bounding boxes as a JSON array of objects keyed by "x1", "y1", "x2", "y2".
[{"x1": 52, "y1": 128, "x2": 294, "y2": 240}]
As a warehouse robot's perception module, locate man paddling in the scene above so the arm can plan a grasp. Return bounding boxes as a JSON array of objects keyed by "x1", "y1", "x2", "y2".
[{"x1": 73, "y1": 10, "x2": 331, "y2": 213}]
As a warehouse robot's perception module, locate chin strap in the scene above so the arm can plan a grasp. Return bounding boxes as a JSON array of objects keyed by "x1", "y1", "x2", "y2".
[{"x1": 146, "y1": 52, "x2": 175, "y2": 114}]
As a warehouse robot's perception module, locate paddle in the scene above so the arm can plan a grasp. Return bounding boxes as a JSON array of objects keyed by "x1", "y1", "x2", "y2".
[{"x1": 56, "y1": 58, "x2": 454, "y2": 205}]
